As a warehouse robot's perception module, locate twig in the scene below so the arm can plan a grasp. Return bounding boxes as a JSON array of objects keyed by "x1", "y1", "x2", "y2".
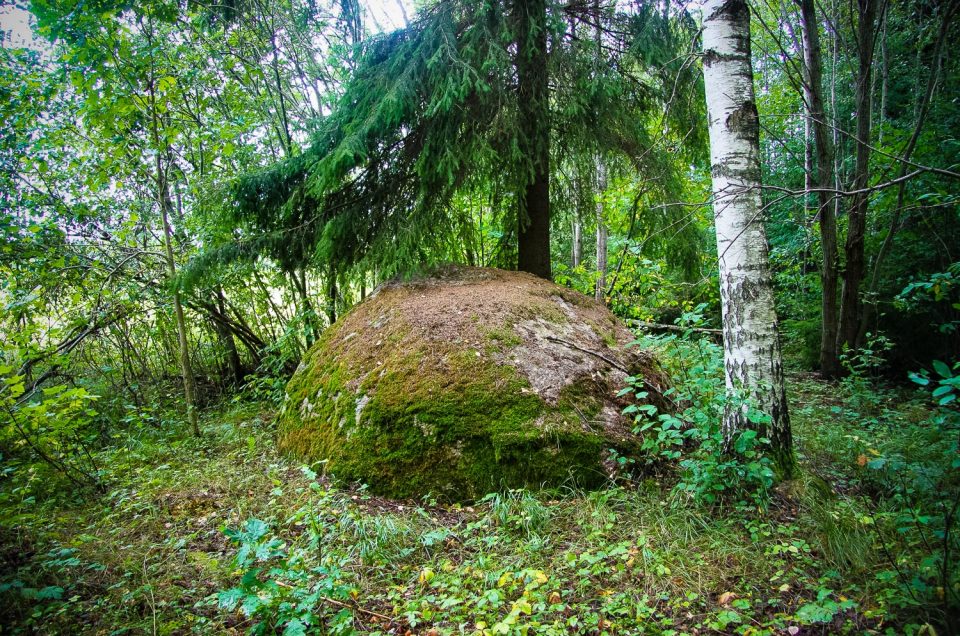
[
  {"x1": 628, "y1": 321, "x2": 722, "y2": 339},
  {"x1": 322, "y1": 596, "x2": 393, "y2": 622},
  {"x1": 272, "y1": 581, "x2": 394, "y2": 622},
  {"x1": 544, "y1": 336, "x2": 629, "y2": 373},
  {"x1": 544, "y1": 336, "x2": 673, "y2": 408}
]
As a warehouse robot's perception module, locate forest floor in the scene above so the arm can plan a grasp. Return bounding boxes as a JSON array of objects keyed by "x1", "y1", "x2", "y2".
[{"x1": 1, "y1": 370, "x2": 957, "y2": 635}]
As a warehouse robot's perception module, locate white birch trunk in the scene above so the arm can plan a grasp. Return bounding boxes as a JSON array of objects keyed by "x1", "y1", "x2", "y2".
[
  {"x1": 572, "y1": 217, "x2": 582, "y2": 268},
  {"x1": 594, "y1": 158, "x2": 607, "y2": 303},
  {"x1": 702, "y1": 0, "x2": 792, "y2": 473}
]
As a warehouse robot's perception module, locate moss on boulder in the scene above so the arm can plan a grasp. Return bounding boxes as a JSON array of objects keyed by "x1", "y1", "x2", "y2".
[{"x1": 277, "y1": 266, "x2": 669, "y2": 500}]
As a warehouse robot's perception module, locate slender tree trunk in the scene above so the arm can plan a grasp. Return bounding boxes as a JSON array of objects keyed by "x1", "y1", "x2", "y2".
[
  {"x1": 591, "y1": 0, "x2": 606, "y2": 300},
  {"x1": 159, "y1": 176, "x2": 200, "y2": 436},
  {"x1": 572, "y1": 169, "x2": 584, "y2": 269},
  {"x1": 803, "y1": 113, "x2": 812, "y2": 224},
  {"x1": 702, "y1": 0, "x2": 793, "y2": 475},
  {"x1": 878, "y1": 9, "x2": 888, "y2": 144},
  {"x1": 837, "y1": 0, "x2": 879, "y2": 353},
  {"x1": 159, "y1": 319, "x2": 177, "y2": 373},
  {"x1": 514, "y1": 0, "x2": 552, "y2": 280},
  {"x1": 572, "y1": 216, "x2": 582, "y2": 268},
  {"x1": 799, "y1": 0, "x2": 841, "y2": 377},
  {"x1": 594, "y1": 159, "x2": 607, "y2": 303},
  {"x1": 291, "y1": 268, "x2": 318, "y2": 347},
  {"x1": 252, "y1": 268, "x2": 284, "y2": 342},
  {"x1": 270, "y1": 34, "x2": 293, "y2": 155},
  {"x1": 568, "y1": 11, "x2": 584, "y2": 274},
  {"x1": 326, "y1": 269, "x2": 338, "y2": 326},
  {"x1": 829, "y1": 0, "x2": 842, "y2": 216},
  {"x1": 145, "y1": 32, "x2": 200, "y2": 436}
]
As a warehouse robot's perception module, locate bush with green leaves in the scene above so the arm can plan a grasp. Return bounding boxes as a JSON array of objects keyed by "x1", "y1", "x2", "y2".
[
  {"x1": 218, "y1": 515, "x2": 355, "y2": 635},
  {"x1": 618, "y1": 312, "x2": 775, "y2": 505},
  {"x1": 836, "y1": 332, "x2": 895, "y2": 415},
  {"x1": 1, "y1": 366, "x2": 103, "y2": 491},
  {"x1": 909, "y1": 360, "x2": 960, "y2": 407},
  {"x1": 480, "y1": 489, "x2": 552, "y2": 539},
  {"x1": 897, "y1": 262, "x2": 960, "y2": 336}
]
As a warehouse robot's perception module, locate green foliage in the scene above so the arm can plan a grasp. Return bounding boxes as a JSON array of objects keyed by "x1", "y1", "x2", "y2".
[
  {"x1": 794, "y1": 588, "x2": 857, "y2": 625},
  {"x1": 0, "y1": 366, "x2": 102, "y2": 491},
  {"x1": 790, "y1": 370, "x2": 960, "y2": 629},
  {"x1": 909, "y1": 359, "x2": 960, "y2": 407},
  {"x1": 837, "y1": 333, "x2": 896, "y2": 414},
  {"x1": 755, "y1": 0, "x2": 960, "y2": 373},
  {"x1": 224, "y1": 0, "x2": 704, "y2": 281},
  {"x1": 218, "y1": 517, "x2": 354, "y2": 635},
  {"x1": 619, "y1": 315, "x2": 775, "y2": 506},
  {"x1": 898, "y1": 263, "x2": 960, "y2": 338},
  {"x1": 481, "y1": 489, "x2": 552, "y2": 539},
  {"x1": 3, "y1": 0, "x2": 960, "y2": 633},
  {"x1": 0, "y1": 393, "x2": 956, "y2": 634}
]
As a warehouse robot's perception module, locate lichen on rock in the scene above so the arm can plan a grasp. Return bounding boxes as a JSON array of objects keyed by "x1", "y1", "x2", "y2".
[{"x1": 277, "y1": 266, "x2": 669, "y2": 500}]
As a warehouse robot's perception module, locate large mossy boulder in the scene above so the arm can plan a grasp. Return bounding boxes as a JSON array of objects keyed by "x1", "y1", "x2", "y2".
[{"x1": 277, "y1": 266, "x2": 668, "y2": 500}]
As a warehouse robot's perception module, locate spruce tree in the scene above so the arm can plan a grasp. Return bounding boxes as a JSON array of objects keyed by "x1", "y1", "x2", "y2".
[{"x1": 227, "y1": 0, "x2": 702, "y2": 282}]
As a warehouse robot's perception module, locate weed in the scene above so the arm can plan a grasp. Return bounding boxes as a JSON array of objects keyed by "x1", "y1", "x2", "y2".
[{"x1": 3, "y1": 369, "x2": 958, "y2": 634}]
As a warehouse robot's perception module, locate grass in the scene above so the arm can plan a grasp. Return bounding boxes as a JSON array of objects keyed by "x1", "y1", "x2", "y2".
[{"x1": 1, "y1": 370, "x2": 957, "y2": 635}]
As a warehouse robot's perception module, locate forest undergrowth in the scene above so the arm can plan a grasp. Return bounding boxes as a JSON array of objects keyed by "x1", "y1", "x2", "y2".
[
  {"x1": 2, "y1": 332, "x2": 957, "y2": 636},
  {"x1": 3, "y1": 0, "x2": 959, "y2": 633}
]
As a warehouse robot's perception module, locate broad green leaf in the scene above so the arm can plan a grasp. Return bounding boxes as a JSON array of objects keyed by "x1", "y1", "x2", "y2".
[
  {"x1": 283, "y1": 620, "x2": 307, "y2": 636},
  {"x1": 932, "y1": 360, "x2": 952, "y2": 379},
  {"x1": 217, "y1": 588, "x2": 244, "y2": 611}
]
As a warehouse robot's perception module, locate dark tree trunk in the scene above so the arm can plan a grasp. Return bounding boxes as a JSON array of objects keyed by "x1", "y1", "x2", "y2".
[
  {"x1": 838, "y1": 0, "x2": 879, "y2": 353},
  {"x1": 799, "y1": 0, "x2": 841, "y2": 377},
  {"x1": 513, "y1": 0, "x2": 552, "y2": 280},
  {"x1": 290, "y1": 268, "x2": 318, "y2": 347},
  {"x1": 216, "y1": 289, "x2": 244, "y2": 385},
  {"x1": 326, "y1": 270, "x2": 338, "y2": 326}
]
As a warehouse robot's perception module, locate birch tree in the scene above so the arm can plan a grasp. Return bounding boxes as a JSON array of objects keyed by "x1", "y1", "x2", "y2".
[
  {"x1": 702, "y1": 0, "x2": 793, "y2": 474},
  {"x1": 595, "y1": 160, "x2": 608, "y2": 302}
]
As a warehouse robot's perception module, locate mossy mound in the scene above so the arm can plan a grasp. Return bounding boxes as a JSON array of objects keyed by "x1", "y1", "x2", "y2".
[{"x1": 277, "y1": 266, "x2": 669, "y2": 500}]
